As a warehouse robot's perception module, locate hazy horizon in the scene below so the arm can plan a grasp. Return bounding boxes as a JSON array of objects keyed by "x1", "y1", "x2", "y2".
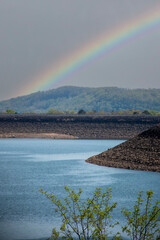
[{"x1": 0, "y1": 0, "x2": 160, "y2": 101}]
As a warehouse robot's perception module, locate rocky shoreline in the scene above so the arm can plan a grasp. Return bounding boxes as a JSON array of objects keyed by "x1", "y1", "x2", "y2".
[
  {"x1": 86, "y1": 124, "x2": 160, "y2": 172},
  {"x1": 0, "y1": 114, "x2": 160, "y2": 139}
]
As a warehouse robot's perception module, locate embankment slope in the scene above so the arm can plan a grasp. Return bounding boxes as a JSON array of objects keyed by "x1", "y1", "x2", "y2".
[
  {"x1": 86, "y1": 124, "x2": 160, "y2": 172},
  {"x1": 0, "y1": 115, "x2": 160, "y2": 139}
]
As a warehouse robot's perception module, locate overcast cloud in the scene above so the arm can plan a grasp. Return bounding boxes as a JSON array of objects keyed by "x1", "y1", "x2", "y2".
[{"x1": 0, "y1": 0, "x2": 160, "y2": 100}]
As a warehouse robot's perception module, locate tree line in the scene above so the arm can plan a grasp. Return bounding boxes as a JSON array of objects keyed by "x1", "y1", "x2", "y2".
[{"x1": 1, "y1": 108, "x2": 160, "y2": 116}]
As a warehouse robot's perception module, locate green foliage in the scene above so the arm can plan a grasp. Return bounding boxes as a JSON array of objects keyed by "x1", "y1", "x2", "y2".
[
  {"x1": 78, "y1": 109, "x2": 86, "y2": 114},
  {"x1": 39, "y1": 186, "x2": 120, "y2": 240},
  {"x1": 64, "y1": 110, "x2": 76, "y2": 115},
  {"x1": 39, "y1": 187, "x2": 160, "y2": 239},
  {"x1": 46, "y1": 108, "x2": 76, "y2": 115},
  {"x1": 122, "y1": 190, "x2": 160, "y2": 240},
  {"x1": 5, "y1": 109, "x2": 17, "y2": 114},
  {"x1": 142, "y1": 110, "x2": 160, "y2": 116},
  {"x1": 47, "y1": 108, "x2": 64, "y2": 115},
  {"x1": 142, "y1": 110, "x2": 152, "y2": 115}
]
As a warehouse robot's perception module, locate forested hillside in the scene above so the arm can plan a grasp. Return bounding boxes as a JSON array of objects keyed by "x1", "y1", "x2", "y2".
[{"x1": 0, "y1": 86, "x2": 160, "y2": 113}]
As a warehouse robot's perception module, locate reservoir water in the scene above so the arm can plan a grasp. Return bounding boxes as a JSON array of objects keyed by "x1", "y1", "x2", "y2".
[{"x1": 0, "y1": 139, "x2": 160, "y2": 240}]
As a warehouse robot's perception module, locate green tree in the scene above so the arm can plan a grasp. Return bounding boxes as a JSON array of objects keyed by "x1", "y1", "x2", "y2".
[
  {"x1": 78, "y1": 109, "x2": 86, "y2": 115},
  {"x1": 6, "y1": 109, "x2": 17, "y2": 114},
  {"x1": 121, "y1": 190, "x2": 160, "y2": 240},
  {"x1": 142, "y1": 110, "x2": 152, "y2": 115},
  {"x1": 64, "y1": 110, "x2": 76, "y2": 115},
  {"x1": 47, "y1": 108, "x2": 63, "y2": 115},
  {"x1": 39, "y1": 186, "x2": 120, "y2": 240}
]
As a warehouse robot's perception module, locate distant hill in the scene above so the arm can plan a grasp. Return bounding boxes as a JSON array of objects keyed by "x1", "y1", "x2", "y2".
[{"x1": 0, "y1": 86, "x2": 160, "y2": 113}]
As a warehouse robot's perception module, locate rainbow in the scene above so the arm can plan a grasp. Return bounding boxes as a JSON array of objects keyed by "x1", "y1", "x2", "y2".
[{"x1": 22, "y1": 5, "x2": 160, "y2": 95}]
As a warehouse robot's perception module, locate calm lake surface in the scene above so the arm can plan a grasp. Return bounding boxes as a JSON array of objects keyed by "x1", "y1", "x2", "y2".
[{"x1": 0, "y1": 139, "x2": 160, "y2": 240}]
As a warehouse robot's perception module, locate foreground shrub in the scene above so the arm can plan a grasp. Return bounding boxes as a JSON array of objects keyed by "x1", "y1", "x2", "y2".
[
  {"x1": 39, "y1": 187, "x2": 160, "y2": 240},
  {"x1": 122, "y1": 190, "x2": 160, "y2": 240},
  {"x1": 39, "y1": 186, "x2": 120, "y2": 239}
]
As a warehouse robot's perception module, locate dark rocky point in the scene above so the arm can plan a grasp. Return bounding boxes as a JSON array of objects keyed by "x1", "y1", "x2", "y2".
[{"x1": 86, "y1": 124, "x2": 160, "y2": 172}]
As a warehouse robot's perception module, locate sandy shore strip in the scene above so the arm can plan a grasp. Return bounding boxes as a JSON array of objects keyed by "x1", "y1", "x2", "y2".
[{"x1": 0, "y1": 133, "x2": 78, "y2": 139}]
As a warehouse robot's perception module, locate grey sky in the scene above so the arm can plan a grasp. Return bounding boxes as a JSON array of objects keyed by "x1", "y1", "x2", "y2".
[{"x1": 0, "y1": 0, "x2": 160, "y2": 100}]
